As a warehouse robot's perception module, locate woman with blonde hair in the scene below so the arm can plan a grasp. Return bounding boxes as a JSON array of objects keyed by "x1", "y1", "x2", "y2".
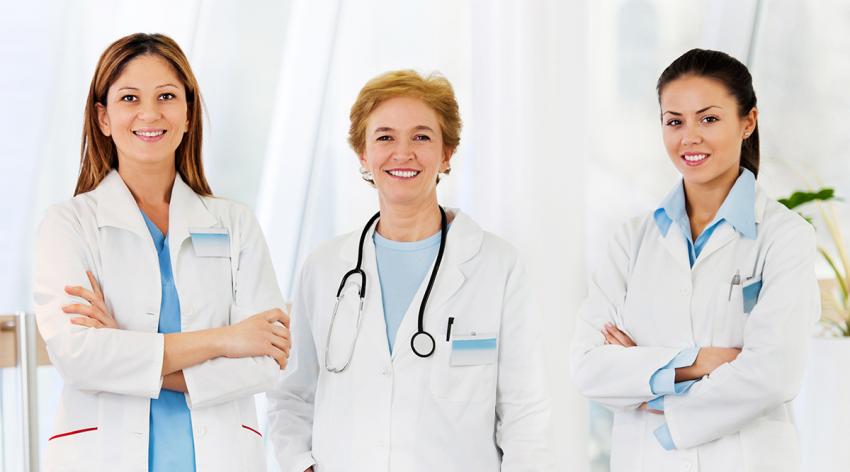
[
  {"x1": 35, "y1": 33, "x2": 290, "y2": 471},
  {"x1": 268, "y1": 70, "x2": 552, "y2": 472}
]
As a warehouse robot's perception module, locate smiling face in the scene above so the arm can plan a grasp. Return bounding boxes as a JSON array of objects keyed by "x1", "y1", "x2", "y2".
[
  {"x1": 660, "y1": 75, "x2": 757, "y2": 189},
  {"x1": 359, "y1": 96, "x2": 452, "y2": 208},
  {"x1": 96, "y1": 54, "x2": 188, "y2": 170}
]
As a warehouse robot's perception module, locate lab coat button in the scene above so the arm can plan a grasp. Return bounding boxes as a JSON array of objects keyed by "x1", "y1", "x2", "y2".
[
  {"x1": 381, "y1": 368, "x2": 391, "y2": 377},
  {"x1": 196, "y1": 426, "x2": 206, "y2": 438},
  {"x1": 681, "y1": 460, "x2": 692, "y2": 471}
]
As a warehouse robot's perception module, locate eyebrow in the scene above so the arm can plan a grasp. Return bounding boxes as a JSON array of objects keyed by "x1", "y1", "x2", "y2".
[
  {"x1": 662, "y1": 105, "x2": 722, "y2": 116},
  {"x1": 372, "y1": 125, "x2": 435, "y2": 133},
  {"x1": 115, "y1": 84, "x2": 179, "y2": 92}
]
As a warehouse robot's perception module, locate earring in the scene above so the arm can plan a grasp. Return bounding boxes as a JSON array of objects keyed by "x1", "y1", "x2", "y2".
[
  {"x1": 744, "y1": 131, "x2": 751, "y2": 138},
  {"x1": 359, "y1": 167, "x2": 375, "y2": 186}
]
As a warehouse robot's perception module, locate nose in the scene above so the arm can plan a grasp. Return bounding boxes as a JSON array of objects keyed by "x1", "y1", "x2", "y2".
[
  {"x1": 681, "y1": 123, "x2": 702, "y2": 146},
  {"x1": 392, "y1": 139, "x2": 415, "y2": 161},
  {"x1": 137, "y1": 100, "x2": 162, "y2": 122}
]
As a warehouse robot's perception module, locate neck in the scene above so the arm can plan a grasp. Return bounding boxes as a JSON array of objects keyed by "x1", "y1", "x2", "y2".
[
  {"x1": 117, "y1": 158, "x2": 177, "y2": 207},
  {"x1": 376, "y1": 197, "x2": 441, "y2": 242},
  {"x1": 683, "y1": 167, "x2": 739, "y2": 230}
]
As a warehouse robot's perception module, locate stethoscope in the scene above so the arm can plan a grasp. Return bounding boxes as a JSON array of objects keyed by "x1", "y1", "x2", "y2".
[{"x1": 325, "y1": 206, "x2": 448, "y2": 373}]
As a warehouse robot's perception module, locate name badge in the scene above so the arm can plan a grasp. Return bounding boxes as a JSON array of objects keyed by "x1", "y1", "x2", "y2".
[
  {"x1": 190, "y1": 228, "x2": 230, "y2": 258},
  {"x1": 450, "y1": 333, "x2": 498, "y2": 366}
]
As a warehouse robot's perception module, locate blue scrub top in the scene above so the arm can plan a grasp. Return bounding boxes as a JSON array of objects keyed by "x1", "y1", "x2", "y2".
[
  {"x1": 373, "y1": 230, "x2": 441, "y2": 353},
  {"x1": 141, "y1": 211, "x2": 196, "y2": 472}
]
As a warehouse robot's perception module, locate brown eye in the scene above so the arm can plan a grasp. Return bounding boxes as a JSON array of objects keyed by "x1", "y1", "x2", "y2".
[{"x1": 121, "y1": 95, "x2": 137, "y2": 102}]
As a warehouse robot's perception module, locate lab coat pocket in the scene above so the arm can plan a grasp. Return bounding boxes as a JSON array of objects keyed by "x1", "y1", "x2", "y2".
[
  {"x1": 742, "y1": 278, "x2": 763, "y2": 314},
  {"x1": 431, "y1": 332, "x2": 498, "y2": 402},
  {"x1": 739, "y1": 419, "x2": 799, "y2": 471},
  {"x1": 609, "y1": 414, "x2": 644, "y2": 471},
  {"x1": 44, "y1": 425, "x2": 99, "y2": 470}
]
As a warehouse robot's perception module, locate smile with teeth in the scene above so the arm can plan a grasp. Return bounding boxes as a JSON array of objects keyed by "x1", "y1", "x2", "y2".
[
  {"x1": 133, "y1": 130, "x2": 166, "y2": 137},
  {"x1": 386, "y1": 169, "x2": 420, "y2": 178},
  {"x1": 683, "y1": 153, "x2": 708, "y2": 162}
]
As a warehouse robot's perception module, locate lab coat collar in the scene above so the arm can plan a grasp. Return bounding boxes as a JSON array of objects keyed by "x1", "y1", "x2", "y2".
[
  {"x1": 93, "y1": 170, "x2": 152, "y2": 239},
  {"x1": 93, "y1": 169, "x2": 218, "y2": 244},
  {"x1": 653, "y1": 168, "x2": 757, "y2": 241},
  {"x1": 338, "y1": 207, "x2": 483, "y2": 266},
  {"x1": 655, "y1": 175, "x2": 770, "y2": 270}
]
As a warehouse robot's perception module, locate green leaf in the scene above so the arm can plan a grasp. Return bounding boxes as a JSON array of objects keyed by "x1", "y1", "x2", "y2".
[{"x1": 778, "y1": 188, "x2": 836, "y2": 209}]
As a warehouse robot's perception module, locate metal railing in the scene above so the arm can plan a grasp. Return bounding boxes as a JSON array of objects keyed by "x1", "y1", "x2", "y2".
[{"x1": 1, "y1": 313, "x2": 48, "y2": 472}]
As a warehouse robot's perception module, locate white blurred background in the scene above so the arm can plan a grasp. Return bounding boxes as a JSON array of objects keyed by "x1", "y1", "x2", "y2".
[{"x1": 1, "y1": 0, "x2": 848, "y2": 471}]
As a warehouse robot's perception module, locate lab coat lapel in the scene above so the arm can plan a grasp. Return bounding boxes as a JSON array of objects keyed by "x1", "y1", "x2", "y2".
[
  {"x1": 391, "y1": 209, "x2": 478, "y2": 361},
  {"x1": 658, "y1": 223, "x2": 691, "y2": 270},
  {"x1": 93, "y1": 170, "x2": 151, "y2": 240},
  {"x1": 353, "y1": 224, "x2": 393, "y2": 362},
  {"x1": 167, "y1": 174, "x2": 218, "y2": 281},
  {"x1": 693, "y1": 223, "x2": 737, "y2": 269}
]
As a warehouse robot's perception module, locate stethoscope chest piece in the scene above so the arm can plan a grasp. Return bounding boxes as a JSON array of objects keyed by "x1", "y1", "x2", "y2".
[{"x1": 411, "y1": 330, "x2": 436, "y2": 358}]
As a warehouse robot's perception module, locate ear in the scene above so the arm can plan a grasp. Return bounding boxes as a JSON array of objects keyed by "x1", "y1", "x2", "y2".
[
  {"x1": 441, "y1": 147, "x2": 455, "y2": 172},
  {"x1": 96, "y1": 103, "x2": 111, "y2": 137},
  {"x1": 357, "y1": 150, "x2": 369, "y2": 168},
  {"x1": 743, "y1": 107, "x2": 758, "y2": 136}
]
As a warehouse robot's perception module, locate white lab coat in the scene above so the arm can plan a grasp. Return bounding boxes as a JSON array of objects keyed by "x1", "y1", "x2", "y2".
[
  {"x1": 34, "y1": 170, "x2": 284, "y2": 472},
  {"x1": 267, "y1": 209, "x2": 552, "y2": 472},
  {"x1": 571, "y1": 184, "x2": 819, "y2": 472}
]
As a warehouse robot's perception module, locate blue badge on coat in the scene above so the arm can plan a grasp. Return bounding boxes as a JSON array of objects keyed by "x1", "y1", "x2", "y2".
[
  {"x1": 450, "y1": 334, "x2": 498, "y2": 366},
  {"x1": 189, "y1": 228, "x2": 230, "y2": 257},
  {"x1": 742, "y1": 278, "x2": 762, "y2": 314}
]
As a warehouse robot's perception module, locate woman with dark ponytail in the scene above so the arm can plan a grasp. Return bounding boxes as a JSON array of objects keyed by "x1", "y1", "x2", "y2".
[{"x1": 571, "y1": 49, "x2": 818, "y2": 471}]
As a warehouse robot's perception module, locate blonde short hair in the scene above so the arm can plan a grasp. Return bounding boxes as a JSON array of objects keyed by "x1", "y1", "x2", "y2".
[{"x1": 348, "y1": 70, "x2": 462, "y2": 155}]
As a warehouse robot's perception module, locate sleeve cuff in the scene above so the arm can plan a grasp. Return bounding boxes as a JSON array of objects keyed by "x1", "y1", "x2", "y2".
[
  {"x1": 648, "y1": 395, "x2": 665, "y2": 411},
  {"x1": 654, "y1": 423, "x2": 676, "y2": 450},
  {"x1": 649, "y1": 347, "x2": 699, "y2": 395}
]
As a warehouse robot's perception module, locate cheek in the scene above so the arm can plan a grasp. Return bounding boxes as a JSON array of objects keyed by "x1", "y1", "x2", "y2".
[{"x1": 661, "y1": 130, "x2": 680, "y2": 156}]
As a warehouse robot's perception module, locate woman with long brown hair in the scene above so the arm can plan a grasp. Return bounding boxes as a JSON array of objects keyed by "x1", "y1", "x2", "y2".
[{"x1": 34, "y1": 33, "x2": 290, "y2": 471}]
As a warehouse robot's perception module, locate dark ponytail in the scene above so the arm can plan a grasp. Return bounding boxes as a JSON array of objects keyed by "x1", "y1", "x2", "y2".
[{"x1": 657, "y1": 48, "x2": 759, "y2": 177}]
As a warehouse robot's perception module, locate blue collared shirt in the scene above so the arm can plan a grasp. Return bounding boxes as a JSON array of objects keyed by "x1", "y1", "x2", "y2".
[
  {"x1": 648, "y1": 168, "x2": 757, "y2": 450},
  {"x1": 653, "y1": 168, "x2": 757, "y2": 267},
  {"x1": 141, "y1": 212, "x2": 196, "y2": 471}
]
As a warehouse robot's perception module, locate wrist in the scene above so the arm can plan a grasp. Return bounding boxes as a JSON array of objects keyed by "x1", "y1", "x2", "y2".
[{"x1": 210, "y1": 326, "x2": 231, "y2": 358}]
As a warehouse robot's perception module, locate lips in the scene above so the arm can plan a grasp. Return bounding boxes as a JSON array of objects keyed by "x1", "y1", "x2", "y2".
[
  {"x1": 133, "y1": 129, "x2": 167, "y2": 143},
  {"x1": 385, "y1": 169, "x2": 421, "y2": 179},
  {"x1": 681, "y1": 152, "x2": 710, "y2": 167}
]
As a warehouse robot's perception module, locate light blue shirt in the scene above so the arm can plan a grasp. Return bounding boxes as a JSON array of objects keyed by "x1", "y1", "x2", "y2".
[
  {"x1": 142, "y1": 212, "x2": 196, "y2": 472},
  {"x1": 648, "y1": 168, "x2": 758, "y2": 450},
  {"x1": 653, "y1": 168, "x2": 757, "y2": 267},
  {"x1": 373, "y1": 230, "x2": 441, "y2": 353}
]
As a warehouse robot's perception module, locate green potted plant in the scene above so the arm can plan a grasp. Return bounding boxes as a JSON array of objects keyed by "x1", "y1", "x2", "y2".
[
  {"x1": 778, "y1": 188, "x2": 850, "y2": 335},
  {"x1": 780, "y1": 187, "x2": 850, "y2": 472}
]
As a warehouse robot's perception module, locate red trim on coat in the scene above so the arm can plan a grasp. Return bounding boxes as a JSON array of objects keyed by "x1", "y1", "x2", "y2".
[
  {"x1": 241, "y1": 424, "x2": 262, "y2": 437},
  {"x1": 48, "y1": 427, "x2": 98, "y2": 441}
]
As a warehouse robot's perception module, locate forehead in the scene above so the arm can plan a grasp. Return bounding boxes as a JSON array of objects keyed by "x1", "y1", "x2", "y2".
[
  {"x1": 660, "y1": 75, "x2": 735, "y2": 111},
  {"x1": 367, "y1": 96, "x2": 440, "y2": 129},
  {"x1": 110, "y1": 54, "x2": 184, "y2": 91}
]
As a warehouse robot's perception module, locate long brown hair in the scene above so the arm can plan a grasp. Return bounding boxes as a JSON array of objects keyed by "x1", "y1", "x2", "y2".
[{"x1": 75, "y1": 33, "x2": 211, "y2": 196}]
